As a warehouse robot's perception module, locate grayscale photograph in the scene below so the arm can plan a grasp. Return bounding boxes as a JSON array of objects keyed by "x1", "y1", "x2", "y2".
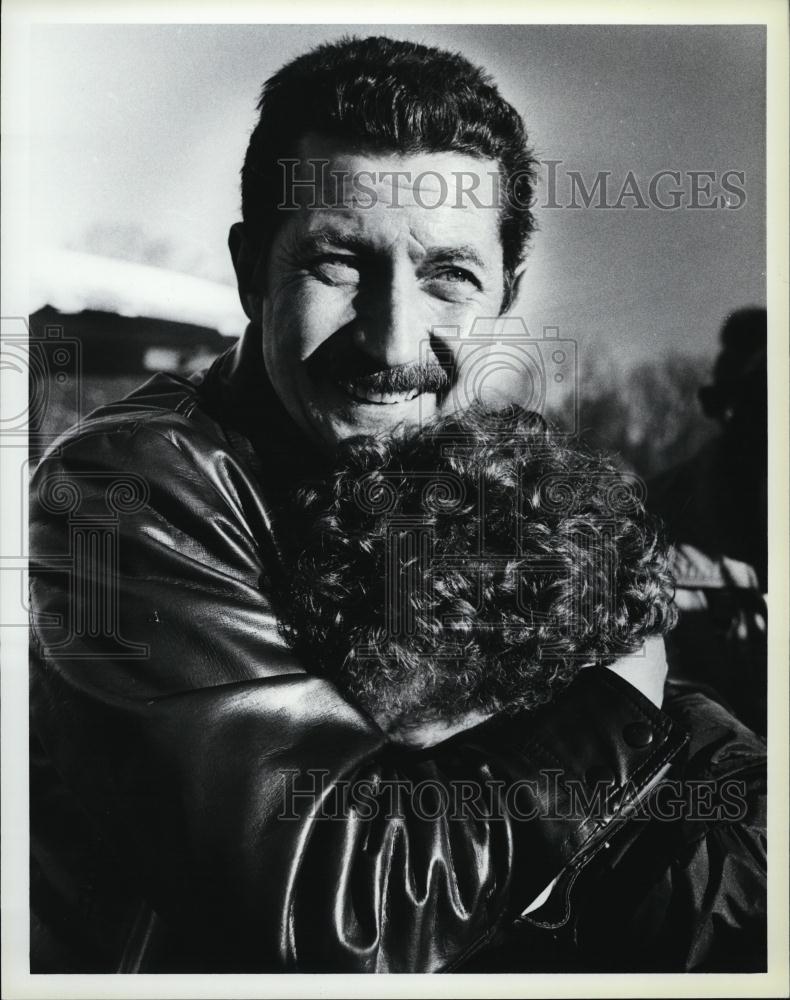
[{"x1": 2, "y1": 9, "x2": 786, "y2": 995}]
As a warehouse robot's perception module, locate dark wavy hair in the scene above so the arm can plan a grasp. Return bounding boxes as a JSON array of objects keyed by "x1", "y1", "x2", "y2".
[
  {"x1": 276, "y1": 406, "x2": 676, "y2": 730},
  {"x1": 241, "y1": 35, "x2": 537, "y2": 310}
]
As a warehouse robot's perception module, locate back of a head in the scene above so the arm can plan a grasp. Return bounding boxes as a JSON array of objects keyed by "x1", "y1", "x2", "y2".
[
  {"x1": 278, "y1": 407, "x2": 676, "y2": 732},
  {"x1": 700, "y1": 306, "x2": 767, "y2": 429},
  {"x1": 240, "y1": 35, "x2": 537, "y2": 305}
]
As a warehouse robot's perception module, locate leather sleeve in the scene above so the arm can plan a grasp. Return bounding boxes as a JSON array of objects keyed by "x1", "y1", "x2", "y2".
[
  {"x1": 553, "y1": 683, "x2": 768, "y2": 973},
  {"x1": 644, "y1": 685, "x2": 767, "y2": 971},
  {"x1": 29, "y1": 415, "x2": 689, "y2": 972},
  {"x1": 457, "y1": 684, "x2": 767, "y2": 974}
]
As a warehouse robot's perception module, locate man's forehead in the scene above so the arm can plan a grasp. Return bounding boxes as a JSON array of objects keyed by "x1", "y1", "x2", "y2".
[
  {"x1": 288, "y1": 133, "x2": 504, "y2": 212},
  {"x1": 278, "y1": 136, "x2": 504, "y2": 264}
]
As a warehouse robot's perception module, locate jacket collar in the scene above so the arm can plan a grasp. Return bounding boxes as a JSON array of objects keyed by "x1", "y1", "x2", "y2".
[{"x1": 197, "y1": 322, "x2": 330, "y2": 496}]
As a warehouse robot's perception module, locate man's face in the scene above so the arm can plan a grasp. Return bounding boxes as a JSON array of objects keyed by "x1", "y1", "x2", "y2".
[{"x1": 254, "y1": 135, "x2": 506, "y2": 450}]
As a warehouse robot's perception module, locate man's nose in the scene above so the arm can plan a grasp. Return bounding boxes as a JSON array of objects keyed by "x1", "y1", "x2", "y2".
[{"x1": 353, "y1": 264, "x2": 427, "y2": 368}]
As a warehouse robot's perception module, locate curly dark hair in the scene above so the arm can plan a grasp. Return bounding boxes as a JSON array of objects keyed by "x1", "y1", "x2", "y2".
[
  {"x1": 276, "y1": 406, "x2": 676, "y2": 731},
  {"x1": 241, "y1": 35, "x2": 537, "y2": 310}
]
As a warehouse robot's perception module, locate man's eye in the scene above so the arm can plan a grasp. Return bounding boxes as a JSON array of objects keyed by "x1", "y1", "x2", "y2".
[
  {"x1": 309, "y1": 256, "x2": 360, "y2": 285},
  {"x1": 423, "y1": 267, "x2": 482, "y2": 300}
]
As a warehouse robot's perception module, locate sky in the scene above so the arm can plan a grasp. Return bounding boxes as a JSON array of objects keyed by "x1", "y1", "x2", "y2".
[{"x1": 28, "y1": 23, "x2": 766, "y2": 368}]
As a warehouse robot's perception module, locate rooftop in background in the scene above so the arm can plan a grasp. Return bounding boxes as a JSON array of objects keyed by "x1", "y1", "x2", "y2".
[
  {"x1": 31, "y1": 248, "x2": 246, "y2": 338},
  {"x1": 29, "y1": 305, "x2": 236, "y2": 377}
]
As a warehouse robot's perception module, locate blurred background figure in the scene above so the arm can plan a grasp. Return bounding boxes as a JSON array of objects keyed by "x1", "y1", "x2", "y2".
[{"x1": 648, "y1": 307, "x2": 768, "y2": 734}]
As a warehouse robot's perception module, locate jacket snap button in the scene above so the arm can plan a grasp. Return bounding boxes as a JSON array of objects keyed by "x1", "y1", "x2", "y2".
[
  {"x1": 623, "y1": 722, "x2": 654, "y2": 748},
  {"x1": 585, "y1": 765, "x2": 616, "y2": 786}
]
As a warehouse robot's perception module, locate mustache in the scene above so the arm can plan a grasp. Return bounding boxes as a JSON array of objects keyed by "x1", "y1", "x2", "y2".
[
  {"x1": 341, "y1": 363, "x2": 451, "y2": 395},
  {"x1": 309, "y1": 347, "x2": 453, "y2": 396}
]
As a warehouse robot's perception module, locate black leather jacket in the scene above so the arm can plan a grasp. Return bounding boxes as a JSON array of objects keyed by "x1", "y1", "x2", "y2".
[{"x1": 29, "y1": 325, "x2": 767, "y2": 973}]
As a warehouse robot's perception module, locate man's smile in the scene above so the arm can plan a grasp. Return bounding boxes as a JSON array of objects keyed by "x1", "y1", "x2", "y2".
[
  {"x1": 336, "y1": 380, "x2": 425, "y2": 405},
  {"x1": 313, "y1": 357, "x2": 452, "y2": 413}
]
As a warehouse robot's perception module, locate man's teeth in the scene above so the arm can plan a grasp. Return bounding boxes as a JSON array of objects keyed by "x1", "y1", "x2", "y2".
[{"x1": 340, "y1": 383, "x2": 422, "y2": 404}]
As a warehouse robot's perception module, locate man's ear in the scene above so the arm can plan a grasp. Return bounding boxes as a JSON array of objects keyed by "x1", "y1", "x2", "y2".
[
  {"x1": 501, "y1": 262, "x2": 528, "y2": 315},
  {"x1": 228, "y1": 222, "x2": 263, "y2": 322}
]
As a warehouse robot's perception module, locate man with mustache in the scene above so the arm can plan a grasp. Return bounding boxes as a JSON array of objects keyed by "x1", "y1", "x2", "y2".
[{"x1": 29, "y1": 36, "x2": 766, "y2": 973}]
